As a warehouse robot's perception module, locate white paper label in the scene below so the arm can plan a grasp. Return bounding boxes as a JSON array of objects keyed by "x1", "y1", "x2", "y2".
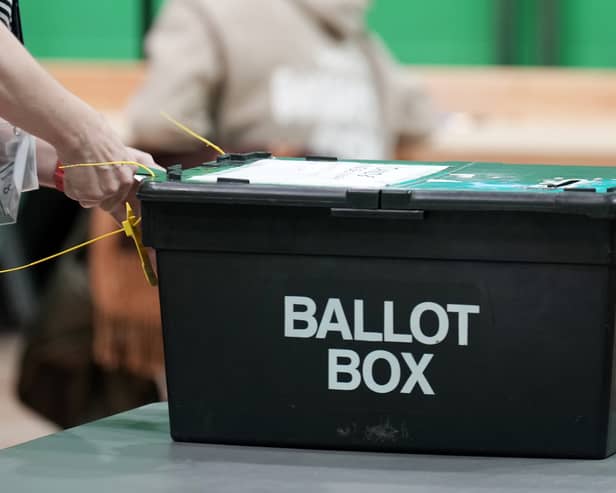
[{"x1": 189, "y1": 159, "x2": 448, "y2": 189}]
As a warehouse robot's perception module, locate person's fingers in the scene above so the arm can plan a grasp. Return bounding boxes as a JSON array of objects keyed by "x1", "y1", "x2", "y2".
[
  {"x1": 66, "y1": 166, "x2": 115, "y2": 203},
  {"x1": 64, "y1": 167, "x2": 104, "y2": 203},
  {"x1": 104, "y1": 182, "x2": 141, "y2": 225},
  {"x1": 115, "y1": 170, "x2": 136, "y2": 207},
  {"x1": 95, "y1": 165, "x2": 122, "y2": 201},
  {"x1": 59, "y1": 144, "x2": 158, "y2": 212},
  {"x1": 99, "y1": 196, "x2": 121, "y2": 213},
  {"x1": 107, "y1": 203, "x2": 127, "y2": 225},
  {"x1": 124, "y1": 183, "x2": 141, "y2": 216},
  {"x1": 118, "y1": 162, "x2": 137, "y2": 185},
  {"x1": 128, "y1": 148, "x2": 163, "y2": 171},
  {"x1": 94, "y1": 164, "x2": 136, "y2": 213},
  {"x1": 78, "y1": 200, "x2": 98, "y2": 209},
  {"x1": 109, "y1": 164, "x2": 137, "y2": 204}
]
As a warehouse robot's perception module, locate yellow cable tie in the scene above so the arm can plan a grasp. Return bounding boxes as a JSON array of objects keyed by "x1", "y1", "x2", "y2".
[
  {"x1": 0, "y1": 163, "x2": 158, "y2": 283},
  {"x1": 0, "y1": 227, "x2": 124, "y2": 275},
  {"x1": 122, "y1": 202, "x2": 158, "y2": 287},
  {"x1": 58, "y1": 162, "x2": 156, "y2": 285},
  {"x1": 0, "y1": 208, "x2": 155, "y2": 285},
  {"x1": 160, "y1": 111, "x2": 226, "y2": 155},
  {"x1": 60, "y1": 161, "x2": 156, "y2": 177}
]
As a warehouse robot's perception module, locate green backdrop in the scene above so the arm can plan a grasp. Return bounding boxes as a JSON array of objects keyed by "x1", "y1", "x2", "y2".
[
  {"x1": 18, "y1": 0, "x2": 616, "y2": 67},
  {"x1": 21, "y1": 0, "x2": 143, "y2": 59}
]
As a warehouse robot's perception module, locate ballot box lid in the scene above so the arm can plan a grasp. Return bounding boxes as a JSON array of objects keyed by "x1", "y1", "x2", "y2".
[{"x1": 138, "y1": 155, "x2": 616, "y2": 218}]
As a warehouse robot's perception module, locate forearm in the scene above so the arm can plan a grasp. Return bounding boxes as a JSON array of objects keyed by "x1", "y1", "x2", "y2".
[
  {"x1": 0, "y1": 24, "x2": 102, "y2": 154},
  {"x1": 0, "y1": 25, "x2": 158, "y2": 217}
]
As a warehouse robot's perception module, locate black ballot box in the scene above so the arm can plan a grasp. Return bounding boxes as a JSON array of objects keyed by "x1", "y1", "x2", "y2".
[{"x1": 138, "y1": 155, "x2": 616, "y2": 458}]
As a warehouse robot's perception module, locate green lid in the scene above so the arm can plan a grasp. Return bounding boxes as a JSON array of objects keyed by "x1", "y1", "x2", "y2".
[
  {"x1": 138, "y1": 156, "x2": 616, "y2": 218},
  {"x1": 160, "y1": 157, "x2": 616, "y2": 194}
]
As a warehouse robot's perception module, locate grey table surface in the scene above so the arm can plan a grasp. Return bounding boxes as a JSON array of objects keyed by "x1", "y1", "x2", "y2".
[{"x1": 1, "y1": 403, "x2": 616, "y2": 492}]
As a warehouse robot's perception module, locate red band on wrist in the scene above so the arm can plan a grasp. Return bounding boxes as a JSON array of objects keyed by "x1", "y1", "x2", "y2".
[{"x1": 54, "y1": 160, "x2": 64, "y2": 192}]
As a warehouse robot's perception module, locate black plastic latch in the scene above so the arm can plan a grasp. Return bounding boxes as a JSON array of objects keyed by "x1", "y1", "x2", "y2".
[
  {"x1": 564, "y1": 187, "x2": 597, "y2": 193},
  {"x1": 345, "y1": 189, "x2": 379, "y2": 210},
  {"x1": 305, "y1": 155, "x2": 338, "y2": 161},
  {"x1": 216, "y1": 154, "x2": 232, "y2": 163},
  {"x1": 215, "y1": 153, "x2": 247, "y2": 163},
  {"x1": 216, "y1": 151, "x2": 272, "y2": 164},
  {"x1": 228, "y1": 153, "x2": 250, "y2": 162},
  {"x1": 167, "y1": 164, "x2": 183, "y2": 181},
  {"x1": 217, "y1": 177, "x2": 250, "y2": 184},
  {"x1": 381, "y1": 189, "x2": 413, "y2": 209},
  {"x1": 246, "y1": 151, "x2": 272, "y2": 159}
]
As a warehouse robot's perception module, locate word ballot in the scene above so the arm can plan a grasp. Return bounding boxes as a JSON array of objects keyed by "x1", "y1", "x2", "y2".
[{"x1": 284, "y1": 296, "x2": 481, "y2": 395}]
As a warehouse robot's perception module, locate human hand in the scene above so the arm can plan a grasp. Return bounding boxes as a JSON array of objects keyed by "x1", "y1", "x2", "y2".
[
  {"x1": 107, "y1": 178, "x2": 140, "y2": 225},
  {"x1": 57, "y1": 114, "x2": 159, "y2": 213}
]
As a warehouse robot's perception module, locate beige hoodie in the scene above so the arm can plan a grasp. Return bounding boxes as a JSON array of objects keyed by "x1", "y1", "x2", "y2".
[{"x1": 127, "y1": 0, "x2": 435, "y2": 160}]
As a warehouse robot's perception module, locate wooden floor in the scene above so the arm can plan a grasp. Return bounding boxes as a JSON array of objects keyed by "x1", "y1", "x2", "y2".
[{"x1": 0, "y1": 333, "x2": 58, "y2": 449}]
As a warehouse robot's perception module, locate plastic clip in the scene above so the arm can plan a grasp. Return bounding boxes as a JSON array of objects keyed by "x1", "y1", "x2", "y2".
[{"x1": 122, "y1": 203, "x2": 158, "y2": 287}]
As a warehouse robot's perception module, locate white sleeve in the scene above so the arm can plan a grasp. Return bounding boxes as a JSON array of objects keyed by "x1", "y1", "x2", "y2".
[{"x1": 0, "y1": 119, "x2": 38, "y2": 225}]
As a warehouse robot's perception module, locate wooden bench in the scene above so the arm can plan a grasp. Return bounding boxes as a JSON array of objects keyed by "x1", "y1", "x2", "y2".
[{"x1": 403, "y1": 67, "x2": 616, "y2": 165}]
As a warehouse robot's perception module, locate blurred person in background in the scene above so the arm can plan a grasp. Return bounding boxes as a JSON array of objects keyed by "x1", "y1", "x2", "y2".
[
  {"x1": 89, "y1": 0, "x2": 437, "y2": 399},
  {"x1": 128, "y1": 0, "x2": 435, "y2": 163}
]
